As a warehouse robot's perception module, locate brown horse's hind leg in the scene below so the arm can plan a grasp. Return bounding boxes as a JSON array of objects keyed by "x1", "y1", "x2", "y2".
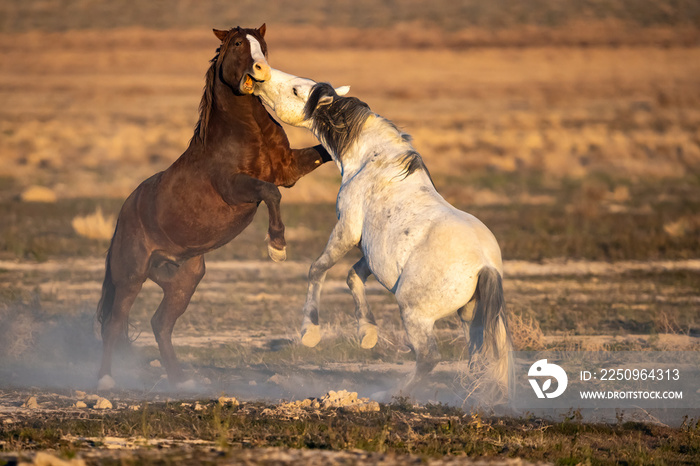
[
  {"x1": 98, "y1": 280, "x2": 144, "y2": 389},
  {"x1": 149, "y1": 255, "x2": 205, "y2": 387}
]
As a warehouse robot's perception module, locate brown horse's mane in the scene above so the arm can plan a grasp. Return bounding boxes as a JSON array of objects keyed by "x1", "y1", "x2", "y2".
[
  {"x1": 190, "y1": 46, "x2": 223, "y2": 146},
  {"x1": 190, "y1": 26, "x2": 268, "y2": 147}
]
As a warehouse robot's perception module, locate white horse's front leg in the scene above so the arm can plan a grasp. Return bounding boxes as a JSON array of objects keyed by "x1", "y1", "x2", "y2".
[{"x1": 301, "y1": 221, "x2": 360, "y2": 347}]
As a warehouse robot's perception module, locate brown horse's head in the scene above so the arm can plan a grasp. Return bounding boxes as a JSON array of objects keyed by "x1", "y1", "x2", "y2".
[{"x1": 212, "y1": 24, "x2": 271, "y2": 95}]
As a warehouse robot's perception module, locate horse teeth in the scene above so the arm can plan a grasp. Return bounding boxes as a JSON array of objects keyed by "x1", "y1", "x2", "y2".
[{"x1": 244, "y1": 75, "x2": 254, "y2": 91}]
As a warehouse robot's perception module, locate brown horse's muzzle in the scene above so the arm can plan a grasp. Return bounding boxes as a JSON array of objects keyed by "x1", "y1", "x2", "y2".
[{"x1": 241, "y1": 60, "x2": 271, "y2": 94}]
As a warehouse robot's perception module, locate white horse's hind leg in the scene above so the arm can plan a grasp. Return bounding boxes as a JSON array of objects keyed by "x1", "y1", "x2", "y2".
[
  {"x1": 457, "y1": 299, "x2": 476, "y2": 358},
  {"x1": 347, "y1": 257, "x2": 378, "y2": 349},
  {"x1": 399, "y1": 306, "x2": 440, "y2": 392}
]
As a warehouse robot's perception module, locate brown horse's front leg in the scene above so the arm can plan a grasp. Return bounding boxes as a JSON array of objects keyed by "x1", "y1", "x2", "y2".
[
  {"x1": 281, "y1": 144, "x2": 332, "y2": 187},
  {"x1": 216, "y1": 173, "x2": 286, "y2": 261}
]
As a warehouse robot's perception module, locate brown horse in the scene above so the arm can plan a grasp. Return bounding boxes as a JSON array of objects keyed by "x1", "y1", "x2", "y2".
[{"x1": 96, "y1": 24, "x2": 331, "y2": 390}]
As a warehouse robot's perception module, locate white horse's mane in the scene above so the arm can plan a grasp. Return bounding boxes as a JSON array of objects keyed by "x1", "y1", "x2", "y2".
[{"x1": 307, "y1": 83, "x2": 432, "y2": 182}]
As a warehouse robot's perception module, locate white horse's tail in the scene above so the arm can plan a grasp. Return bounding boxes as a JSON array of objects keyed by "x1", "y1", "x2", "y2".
[{"x1": 469, "y1": 266, "x2": 514, "y2": 400}]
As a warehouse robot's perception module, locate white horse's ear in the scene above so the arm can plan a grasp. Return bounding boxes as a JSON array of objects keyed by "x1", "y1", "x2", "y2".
[
  {"x1": 335, "y1": 86, "x2": 350, "y2": 96},
  {"x1": 318, "y1": 95, "x2": 334, "y2": 107}
]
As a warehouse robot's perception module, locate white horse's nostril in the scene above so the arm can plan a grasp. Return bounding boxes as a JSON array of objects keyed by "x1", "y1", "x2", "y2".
[{"x1": 255, "y1": 63, "x2": 262, "y2": 71}]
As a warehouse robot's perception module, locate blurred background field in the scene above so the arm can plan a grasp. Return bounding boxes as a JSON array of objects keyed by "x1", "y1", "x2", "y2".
[{"x1": 1, "y1": 0, "x2": 699, "y2": 265}]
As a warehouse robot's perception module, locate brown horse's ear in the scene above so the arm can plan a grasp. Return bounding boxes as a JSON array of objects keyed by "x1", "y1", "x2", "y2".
[
  {"x1": 213, "y1": 29, "x2": 229, "y2": 41},
  {"x1": 258, "y1": 23, "x2": 266, "y2": 37}
]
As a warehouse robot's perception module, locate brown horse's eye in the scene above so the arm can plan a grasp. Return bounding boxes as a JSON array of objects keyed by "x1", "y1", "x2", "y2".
[{"x1": 234, "y1": 40, "x2": 242, "y2": 47}]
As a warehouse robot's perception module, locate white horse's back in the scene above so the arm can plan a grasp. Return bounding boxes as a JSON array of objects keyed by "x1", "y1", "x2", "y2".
[{"x1": 358, "y1": 169, "x2": 502, "y2": 303}]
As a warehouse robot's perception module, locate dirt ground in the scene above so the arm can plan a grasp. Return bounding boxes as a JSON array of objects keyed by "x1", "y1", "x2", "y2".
[{"x1": 1, "y1": 257, "x2": 699, "y2": 464}]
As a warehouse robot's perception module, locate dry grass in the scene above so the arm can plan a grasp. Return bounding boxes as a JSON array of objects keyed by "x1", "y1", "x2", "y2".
[
  {"x1": 508, "y1": 312, "x2": 545, "y2": 351},
  {"x1": 71, "y1": 207, "x2": 116, "y2": 240},
  {"x1": 0, "y1": 311, "x2": 38, "y2": 358},
  {"x1": 653, "y1": 310, "x2": 689, "y2": 335},
  {"x1": 19, "y1": 186, "x2": 57, "y2": 203}
]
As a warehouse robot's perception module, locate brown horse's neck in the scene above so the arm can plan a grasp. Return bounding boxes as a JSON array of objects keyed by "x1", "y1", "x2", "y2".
[
  {"x1": 181, "y1": 79, "x2": 289, "y2": 183},
  {"x1": 188, "y1": 79, "x2": 260, "y2": 149},
  {"x1": 212, "y1": 80, "x2": 256, "y2": 118}
]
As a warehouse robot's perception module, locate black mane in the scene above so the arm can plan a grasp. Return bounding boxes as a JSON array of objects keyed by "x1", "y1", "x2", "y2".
[
  {"x1": 304, "y1": 83, "x2": 372, "y2": 157},
  {"x1": 398, "y1": 150, "x2": 429, "y2": 179},
  {"x1": 305, "y1": 83, "x2": 432, "y2": 184}
]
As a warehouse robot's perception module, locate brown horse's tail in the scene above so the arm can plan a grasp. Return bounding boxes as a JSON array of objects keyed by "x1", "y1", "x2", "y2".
[{"x1": 96, "y1": 225, "x2": 127, "y2": 344}]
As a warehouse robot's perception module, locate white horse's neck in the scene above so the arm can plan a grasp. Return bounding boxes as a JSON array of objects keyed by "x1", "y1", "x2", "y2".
[{"x1": 328, "y1": 115, "x2": 414, "y2": 181}]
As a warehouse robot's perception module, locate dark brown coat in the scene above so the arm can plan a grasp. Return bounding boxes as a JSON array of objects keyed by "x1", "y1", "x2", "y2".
[{"x1": 96, "y1": 25, "x2": 330, "y2": 388}]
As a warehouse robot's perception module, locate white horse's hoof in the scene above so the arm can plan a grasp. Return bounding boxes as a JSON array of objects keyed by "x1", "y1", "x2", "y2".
[
  {"x1": 175, "y1": 379, "x2": 199, "y2": 391},
  {"x1": 300, "y1": 324, "x2": 321, "y2": 347},
  {"x1": 97, "y1": 375, "x2": 115, "y2": 391},
  {"x1": 359, "y1": 323, "x2": 378, "y2": 349},
  {"x1": 267, "y1": 243, "x2": 287, "y2": 262}
]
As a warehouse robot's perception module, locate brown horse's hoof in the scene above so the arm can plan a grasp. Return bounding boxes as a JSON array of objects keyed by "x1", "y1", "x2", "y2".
[
  {"x1": 301, "y1": 324, "x2": 321, "y2": 347},
  {"x1": 175, "y1": 379, "x2": 199, "y2": 392},
  {"x1": 359, "y1": 323, "x2": 378, "y2": 349},
  {"x1": 97, "y1": 375, "x2": 115, "y2": 391},
  {"x1": 268, "y1": 243, "x2": 287, "y2": 262}
]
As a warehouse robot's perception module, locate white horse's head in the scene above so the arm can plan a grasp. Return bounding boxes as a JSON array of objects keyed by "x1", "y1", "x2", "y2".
[{"x1": 254, "y1": 68, "x2": 350, "y2": 128}]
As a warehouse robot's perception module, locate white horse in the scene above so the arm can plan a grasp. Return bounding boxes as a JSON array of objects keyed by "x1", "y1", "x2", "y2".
[{"x1": 255, "y1": 70, "x2": 513, "y2": 399}]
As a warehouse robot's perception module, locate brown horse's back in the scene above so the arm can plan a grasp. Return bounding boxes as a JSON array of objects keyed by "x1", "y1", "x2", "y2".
[{"x1": 111, "y1": 166, "x2": 260, "y2": 268}]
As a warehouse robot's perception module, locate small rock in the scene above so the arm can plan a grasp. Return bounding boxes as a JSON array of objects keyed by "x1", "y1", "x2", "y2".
[
  {"x1": 149, "y1": 359, "x2": 161, "y2": 368},
  {"x1": 194, "y1": 402, "x2": 205, "y2": 411},
  {"x1": 93, "y1": 397, "x2": 112, "y2": 409},
  {"x1": 297, "y1": 398, "x2": 318, "y2": 408},
  {"x1": 85, "y1": 394, "x2": 100, "y2": 401},
  {"x1": 351, "y1": 400, "x2": 380, "y2": 413},
  {"x1": 321, "y1": 389, "x2": 358, "y2": 408},
  {"x1": 318, "y1": 390, "x2": 380, "y2": 412},
  {"x1": 218, "y1": 396, "x2": 239, "y2": 406},
  {"x1": 128, "y1": 405, "x2": 140, "y2": 411},
  {"x1": 248, "y1": 380, "x2": 257, "y2": 386},
  {"x1": 74, "y1": 401, "x2": 87, "y2": 408},
  {"x1": 22, "y1": 396, "x2": 39, "y2": 409},
  {"x1": 74, "y1": 390, "x2": 86, "y2": 400},
  {"x1": 267, "y1": 374, "x2": 284, "y2": 385}
]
